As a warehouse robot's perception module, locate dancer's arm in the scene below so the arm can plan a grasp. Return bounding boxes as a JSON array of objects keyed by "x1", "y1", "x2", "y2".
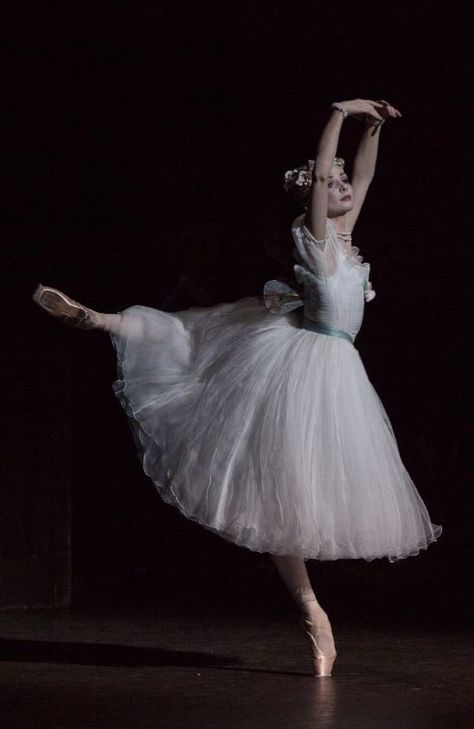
[
  {"x1": 344, "y1": 100, "x2": 402, "y2": 232},
  {"x1": 307, "y1": 99, "x2": 386, "y2": 241},
  {"x1": 308, "y1": 108, "x2": 345, "y2": 241}
]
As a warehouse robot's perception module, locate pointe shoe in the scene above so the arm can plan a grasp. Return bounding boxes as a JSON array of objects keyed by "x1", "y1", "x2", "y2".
[
  {"x1": 33, "y1": 284, "x2": 98, "y2": 330},
  {"x1": 301, "y1": 615, "x2": 337, "y2": 677}
]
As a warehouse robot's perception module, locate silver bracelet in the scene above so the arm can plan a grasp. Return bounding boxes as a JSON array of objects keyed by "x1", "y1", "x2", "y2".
[{"x1": 331, "y1": 103, "x2": 349, "y2": 119}]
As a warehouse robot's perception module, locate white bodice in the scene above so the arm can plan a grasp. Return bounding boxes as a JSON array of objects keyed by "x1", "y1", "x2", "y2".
[
  {"x1": 291, "y1": 215, "x2": 374, "y2": 341},
  {"x1": 263, "y1": 215, "x2": 375, "y2": 341}
]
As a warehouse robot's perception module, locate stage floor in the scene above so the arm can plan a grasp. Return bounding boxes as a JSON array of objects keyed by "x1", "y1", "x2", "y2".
[{"x1": 0, "y1": 602, "x2": 472, "y2": 729}]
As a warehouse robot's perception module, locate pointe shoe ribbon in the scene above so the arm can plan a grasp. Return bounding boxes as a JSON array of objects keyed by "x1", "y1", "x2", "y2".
[
  {"x1": 300, "y1": 616, "x2": 337, "y2": 677},
  {"x1": 33, "y1": 285, "x2": 98, "y2": 330}
]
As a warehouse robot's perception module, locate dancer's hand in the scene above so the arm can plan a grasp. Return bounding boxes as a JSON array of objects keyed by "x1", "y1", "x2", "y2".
[
  {"x1": 335, "y1": 98, "x2": 386, "y2": 122},
  {"x1": 376, "y1": 99, "x2": 402, "y2": 119}
]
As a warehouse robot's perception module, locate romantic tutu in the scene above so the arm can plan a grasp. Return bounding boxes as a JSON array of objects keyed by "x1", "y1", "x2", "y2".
[{"x1": 110, "y1": 216, "x2": 441, "y2": 561}]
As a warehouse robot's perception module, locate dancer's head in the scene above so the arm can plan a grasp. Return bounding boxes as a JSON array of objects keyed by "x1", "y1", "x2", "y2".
[
  {"x1": 284, "y1": 157, "x2": 353, "y2": 218},
  {"x1": 326, "y1": 160, "x2": 353, "y2": 218}
]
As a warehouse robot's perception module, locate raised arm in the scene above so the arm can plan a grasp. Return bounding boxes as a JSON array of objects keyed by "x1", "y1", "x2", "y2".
[
  {"x1": 308, "y1": 108, "x2": 345, "y2": 241},
  {"x1": 343, "y1": 99, "x2": 402, "y2": 232},
  {"x1": 307, "y1": 99, "x2": 389, "y2": 240}
]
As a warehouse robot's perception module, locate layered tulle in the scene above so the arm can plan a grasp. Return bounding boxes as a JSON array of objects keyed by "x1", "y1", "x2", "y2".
[{"x1": 110, "y1": 298, "x2": 441, "y2": 562}]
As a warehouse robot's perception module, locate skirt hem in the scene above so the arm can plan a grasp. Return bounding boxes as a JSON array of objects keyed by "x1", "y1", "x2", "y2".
[{"x1": 156, "y1": 482, "x2": 442, "y2": 563}]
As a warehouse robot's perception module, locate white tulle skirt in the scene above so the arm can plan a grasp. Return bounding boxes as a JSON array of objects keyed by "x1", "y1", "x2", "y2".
[{"x1": 110, "y1": 297, "x2": 441, "y2": 562}]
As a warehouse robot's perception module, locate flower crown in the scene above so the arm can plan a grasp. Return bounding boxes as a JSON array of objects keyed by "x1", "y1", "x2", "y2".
[{"x1": 283, "y1": 157, "x2": 345, "y2": 192}]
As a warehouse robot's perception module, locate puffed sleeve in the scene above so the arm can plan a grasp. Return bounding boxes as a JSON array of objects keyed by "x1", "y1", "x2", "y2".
[{"x1": 291, "y1": 214, "x2": 339, "y2": 278}]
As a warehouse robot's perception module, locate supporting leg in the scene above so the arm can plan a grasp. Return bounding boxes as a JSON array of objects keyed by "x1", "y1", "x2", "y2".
[
  {"x1": 270, "y1": 554, "x2": 326, "y2": 619},
  {"x1": 270, "y1": 554, "x2": 336, "y2": 668}
]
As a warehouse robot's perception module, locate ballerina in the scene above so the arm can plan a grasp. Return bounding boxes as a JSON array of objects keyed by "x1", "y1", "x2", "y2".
[{"x1": 33, "y1": 97, "x2": 442, "y2": 677}]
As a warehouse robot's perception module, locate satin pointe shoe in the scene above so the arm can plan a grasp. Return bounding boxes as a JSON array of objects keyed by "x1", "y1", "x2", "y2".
[
  {"x1": 33, "y1": 284, "x2": 98, "y2": 329},
  {"x1": 301, "y1": 615, "x2": 337, "y2": 677}
]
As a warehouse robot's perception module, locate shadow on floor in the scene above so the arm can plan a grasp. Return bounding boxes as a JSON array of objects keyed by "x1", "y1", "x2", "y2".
[
  {"x1": 0, "y1": 637, "x2": 242, "y2": 669},
  {"x1": 0, "y1": 637, "x2": 316, "y2": 678}
]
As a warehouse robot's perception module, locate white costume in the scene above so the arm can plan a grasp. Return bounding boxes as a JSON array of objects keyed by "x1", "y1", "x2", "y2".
[{"x1": 110, "y1": 215, "x2": 441, "y2": 561}]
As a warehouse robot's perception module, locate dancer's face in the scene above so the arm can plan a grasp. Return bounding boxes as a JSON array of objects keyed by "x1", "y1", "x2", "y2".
[{"x1": 327, "y1": 165, "x2": 353, "y2": 218}]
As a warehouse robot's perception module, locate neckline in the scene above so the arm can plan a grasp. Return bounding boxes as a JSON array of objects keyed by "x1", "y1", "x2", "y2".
[
  {"x1": 330, "y1": 223, "x2": 365, "y2": 265},
  {"x1": 336, "y1": 231, "x2": 353, "y2": 256},
  {"x1": 298, "y1": 214, "x2": 362, "y2": 262}
]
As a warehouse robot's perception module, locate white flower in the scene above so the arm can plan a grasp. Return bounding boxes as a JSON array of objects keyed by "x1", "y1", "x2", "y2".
[{"x1": 283, "y1": 161, "x2": 314, "y2": 191}]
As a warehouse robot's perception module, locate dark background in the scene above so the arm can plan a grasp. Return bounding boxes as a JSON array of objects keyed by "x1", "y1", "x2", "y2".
[{"x1": 3, "y1": 1, "x2": 472, "y2": 624}]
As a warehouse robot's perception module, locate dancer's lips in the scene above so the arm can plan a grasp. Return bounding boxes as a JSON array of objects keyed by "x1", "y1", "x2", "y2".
[{"x1": 341, "y1": 195, "x2": 351, "y2": 201}]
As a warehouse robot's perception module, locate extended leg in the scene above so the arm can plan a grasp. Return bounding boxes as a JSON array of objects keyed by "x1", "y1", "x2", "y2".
[
  {"x1": 270, "y1": 554, "x2": 336, "y2": 671},
  {"x1": 33, "y1": 284, "x2": 122, "y2": 334}
]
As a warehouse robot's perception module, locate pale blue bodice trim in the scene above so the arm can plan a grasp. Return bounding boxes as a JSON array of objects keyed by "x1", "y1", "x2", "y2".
[{"x1": 302, "y1": 317, "x2": 355, "y2": 345}]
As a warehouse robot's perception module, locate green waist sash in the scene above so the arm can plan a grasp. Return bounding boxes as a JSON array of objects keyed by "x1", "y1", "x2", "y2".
[{"x1": 302, "y1": 317, "x2": 354, "y2": 345}]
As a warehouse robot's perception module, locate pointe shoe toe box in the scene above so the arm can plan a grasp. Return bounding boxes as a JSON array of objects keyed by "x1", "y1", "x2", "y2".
[{"x1": 33, "y1": 286, "x2": 96, "y2": 329}]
